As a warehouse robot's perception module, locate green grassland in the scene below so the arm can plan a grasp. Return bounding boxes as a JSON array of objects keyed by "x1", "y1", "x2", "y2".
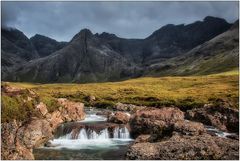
[{"x1": 2, "y1": 70, "x2": 238, "y2": 122}]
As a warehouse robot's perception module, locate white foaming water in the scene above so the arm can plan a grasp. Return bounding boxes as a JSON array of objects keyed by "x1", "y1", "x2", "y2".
[
  {"x1": 205, "y1": 126, "x2": 236, "y2": 138},
  {"x1": 43, "y1": 108, "x2": 133, "y2": 150},
  {"x1": 113, "y1": 127, "x2": 130, "y2": 139},
  {"x1": 78, "y1": 129, "x2": 88, "y2": 139},
  {"x1": 47, "y1": 127, "x2": 132, "y2": 149},
  {"x1": 79, "y1": 114, "x2": 107, "y2": 122}
]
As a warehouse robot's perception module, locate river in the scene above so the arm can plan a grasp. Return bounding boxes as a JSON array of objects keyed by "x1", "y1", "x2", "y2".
[{"x1": 33, "y1": 108, "x2": 133, "y2": 160}]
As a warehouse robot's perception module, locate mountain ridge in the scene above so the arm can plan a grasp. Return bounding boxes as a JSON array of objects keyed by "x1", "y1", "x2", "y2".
[{"x1": 1, "y1": 16, "x2": 238, "y2": 83}]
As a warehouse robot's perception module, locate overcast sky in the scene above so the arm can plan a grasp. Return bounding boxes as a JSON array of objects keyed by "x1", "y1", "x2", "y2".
[{"x1": 2, "y1": 1, "x2": 239, "y2": 41}]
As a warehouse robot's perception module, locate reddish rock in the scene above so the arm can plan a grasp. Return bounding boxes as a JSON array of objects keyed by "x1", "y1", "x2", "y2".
[
  {"x1": 16, "y1": 119, "x2": 53, "y2": 149},
  {"x1": 47, "y1": 111, "x2": 64, "y2": 130},
  {"x1": 186, "y1": 104, "x2": 239, "y2": 132},
  {"x1": 36, "y1": 102, "x2": 48, "y2": 116},
  {"x1": 174, "y1": 120, "x2": 206, "y2": 136},
  {"x1": 130, "y1": 107, "x2": 185, "y2": 137},
  {"x1": 1, "y1": 97, "x2": 86, "y2": 160},
  {"x1": 108, "y1": 111, "x2": 130, "y2": 124},
  {"x1": 58, "y1": 98, "x2": 86, "y2": 121},
  {"x1": 134, "y1": 135, "x2": 151, "y2": 143},
  {"x1": 126, "y1": 133, "x2": 239, "y2": 160}
]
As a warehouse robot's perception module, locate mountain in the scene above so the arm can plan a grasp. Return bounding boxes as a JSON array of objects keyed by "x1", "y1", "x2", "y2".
[
  {"x1": 1, "y1": 28, "x2": 39, "y2": 78},
  {"x1": 147, "y1": 20, "x2": 239, "y2": 76},
  {"x1": 6, "y1": 29, "x2": 140, "y2": 83},
  {"x1": 30, "y1": 34, "x2": 67, "y2": 57},
  {"x1": 1, "y1": 16, "x2": 237, "y2": 83}
]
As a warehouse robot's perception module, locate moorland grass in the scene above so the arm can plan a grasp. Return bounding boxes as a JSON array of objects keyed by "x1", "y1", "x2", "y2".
[{"x1": 3, "y1": 70, "x2": 238, "y2": 112}]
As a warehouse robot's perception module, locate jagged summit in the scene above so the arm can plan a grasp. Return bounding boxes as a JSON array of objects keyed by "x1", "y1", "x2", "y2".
[
  {"x1": 71, "y1": 28, "x2": 93, "y2": 42},
  {"x1": 1, "y1": 16, "x2": 237, "y2": 83},
  {"x1": 203, "y1": 16, "x2": 227, "y2": 23},
  {"x1": 96, "y1": 32, "x2": 118, "y2": 39}
]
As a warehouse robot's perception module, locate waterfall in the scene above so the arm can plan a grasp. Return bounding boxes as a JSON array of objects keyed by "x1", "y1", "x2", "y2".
[
  {"x1": 58, "y1": 126, "x2": 131, "y2": 140},
  {"x1": 98, "y1": 128, "x2": 110, "y2": 139},
  {"x1": 119, "y1": 127, "x2": 130, "y2": 139},
  {"x1": 78, "y1": 129, "x2": 88, "y2": 139},
  {"x1": 113, "y1": 127, "x2": 130, "y2": 139}
]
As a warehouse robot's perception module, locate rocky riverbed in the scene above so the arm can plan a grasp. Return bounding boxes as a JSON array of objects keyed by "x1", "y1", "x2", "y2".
[{"x1": 1, "y1": 85, "x2": 239, "y2": 160}]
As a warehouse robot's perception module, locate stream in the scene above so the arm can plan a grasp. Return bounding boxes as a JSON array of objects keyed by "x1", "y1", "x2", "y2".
[
  {"x1": 33, "y1": 108, "x2": 133, "y2": 160},
  {"x1": 33, "y1": 108, "x2": 238, "y2": 160}
]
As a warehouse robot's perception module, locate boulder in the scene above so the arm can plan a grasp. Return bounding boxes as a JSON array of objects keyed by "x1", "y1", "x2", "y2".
[
  {"x1": 57, "y1": 98, "x2": 86, "y2": 121},
  {"x1": 173, "y1": 120, "x2": 206, "y2": 136},
  {"x1": 16, "y1": 119, "x2": 53, "y2": 149},
  {"x1": 126, "y1": 133, "x2": 239, "y2": 160},
  {"x1": 108, "y1": 111, "x2": 130, "y2": 124},
  {"x1": 186, "y1": 104, "x2": 239, "y2": 132},
  {"x1": 130, "y1": 107, "x2": 184, "y2": 137}
]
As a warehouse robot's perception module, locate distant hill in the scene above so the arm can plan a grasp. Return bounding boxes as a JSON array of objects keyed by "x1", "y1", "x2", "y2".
[
  {"x1": 1, "y1": 16, "x2": 238, "y2": 83},
  {"x1": 147, "y1": 20, "x2": 239, "y2": 76}
]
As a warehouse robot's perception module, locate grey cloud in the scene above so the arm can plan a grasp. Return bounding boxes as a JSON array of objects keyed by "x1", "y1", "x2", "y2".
[{"x1": 1, "y1": 1, "x2": 239, "y2": 41}]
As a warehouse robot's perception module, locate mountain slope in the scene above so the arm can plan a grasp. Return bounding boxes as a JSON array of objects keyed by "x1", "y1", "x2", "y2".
[
  {"x1": 30, "y1": 34, "x2": 67, "y2": 57},
  {"x1": 1, "y1": 16, "x2": 237, "y2": 83},
  {"x1": 147, "y1": 20, "x2": 239, "y2": 76},
  {"x1": 1, "y1": 28, "x2": 39, "y2": 78},
  {"x1": 8, "y1": 29, "x2": 140, "y2": 83}
]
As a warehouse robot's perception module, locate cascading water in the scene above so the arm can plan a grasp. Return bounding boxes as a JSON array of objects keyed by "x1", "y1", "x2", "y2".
[
  {"x1": 58, "y1": 126, "x2": 131, "y2": 140},
  {"x1": 34, "y1": 108, "x2": 133, "y2": 160}
]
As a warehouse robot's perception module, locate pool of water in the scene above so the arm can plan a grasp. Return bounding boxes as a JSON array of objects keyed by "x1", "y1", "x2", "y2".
[{"x1": 33, "y1": 108, "x2": 133, "y2": 160}]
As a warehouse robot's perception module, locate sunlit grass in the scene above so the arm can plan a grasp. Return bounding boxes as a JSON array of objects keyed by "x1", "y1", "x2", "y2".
[{"x1": 5, "y1": 69, "x2": 239, "y2": 109}]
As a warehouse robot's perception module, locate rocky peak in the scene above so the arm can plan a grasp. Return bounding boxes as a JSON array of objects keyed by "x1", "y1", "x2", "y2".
[
  {"x1": 71, "y1": 28, "x2": 93, "y2": 42},
  {"x1": 30, "y1": 34, "x2": 67, "y2": 57},
  {"x1": 203, "y1": 16, "x2": 227, "y2": 23},
  {"x1": 96, "y1": 32, "x2": 118, "y2": 39}
]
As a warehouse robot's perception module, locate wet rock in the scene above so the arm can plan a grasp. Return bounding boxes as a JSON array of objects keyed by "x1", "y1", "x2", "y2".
[
  {"x1": 108, "y1": 111, "x2": 130, "y2": 124},
  {"x1": 1, "y1": 96, "x2": 86, "y2": 160},
  {"x1": 44, "y1": 141, "x2": 60, "y2": 147},
  {"x1": 226, "y1": 134, "x2": 239, "y2": 140},
  {"x1": 134, "y1": 135, "x2": 151, "y2": 143},
  {"x1": 113, "y1": 102, "x2": 146, "y2": 112},
  {"x1": 36, "y1": 102, "x2": 48, "y2": 116},
  {"x1": 1, "y1": 120, "x2": 29, "y2": 160},
  {"x1": 126, "y1": 133, "x2": 239, "y2": 160},
  {"x1": 174, "y1": 120, "x2": 206, "y2": 136},
  {"x1": 57, "y1": 98, "x2": 86, "y2": 121},
  {"x1": 130, "y1": 107, "x2": 184, "y2": 137},
  {"x1": 186, "y1": 104, "x2": 239, "y2": 133},
  {"x1": 47, "y1": 111, "x2": 64, "y2": 129},
  {"x1": 16, "y1": 119, "x2": 53, "y2": 149}
]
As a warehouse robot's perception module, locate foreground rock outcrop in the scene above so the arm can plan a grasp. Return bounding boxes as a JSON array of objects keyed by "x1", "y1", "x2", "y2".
[
  {"x1": 126, "y1": 106, "x2": 239, "y2": 160},
  {"x1": 186, "y1": 103, "x2": 239, "y2": 133},
  {"x1": 126, "y1": 133, "x2": 239, "y2": 160},
  {"x1": 1, "y1": 86, "x2": 85, "y2": 160},
  {"x1": 108, "y1": 111, "x2": 130, "y2": 124},
  {"x1": 129, "y1": 107, "x2": 184, "y2": 137}
]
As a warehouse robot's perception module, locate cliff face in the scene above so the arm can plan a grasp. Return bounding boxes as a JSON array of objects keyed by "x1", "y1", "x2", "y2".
[{"x1": 1, "y1": 16, "x2": 236, "y2": 83}]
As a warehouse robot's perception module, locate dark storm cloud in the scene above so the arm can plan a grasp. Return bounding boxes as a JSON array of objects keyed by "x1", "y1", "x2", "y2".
[{"x1": 1, "y1": 1, "x2": 239, "y2": 41}]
